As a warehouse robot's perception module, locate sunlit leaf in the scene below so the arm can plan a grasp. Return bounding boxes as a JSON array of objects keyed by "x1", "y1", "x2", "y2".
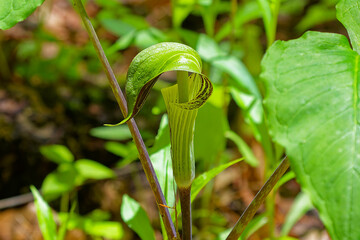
[
  {"x1": 262, "y1": 29, "x2": 360, "y2": 239},
  {"x1": 175, "y1": 158, "x2": 243, "y2": 217},
  {"x1": 225, "y1": 130, "x2": 259, "y2": 167},
  {"x1": 75, "y1": 159, "x2": 115, "y2": 181},
  {"x1": 191, "y1": 158, "x2": 243, "y2": 202},
  {"x1": 30, "y1": 186, "x2": 57, "y2": 240},
  {"x1": 0, "y1": 0, "x2": 45, "y2": 30},
  {"x1": 337, "y1": 0, "x2": 360, "y2": 54},
  {"x1": 150, "y1": 115, "x2": 176, "y2": 207},
  {"x1": 40, "y1": 145, "x2": 74, "y2": 164},
  {"x1": 41, "y1": 165, "x2": 77, "y2": 200},
  {"x1": 60, "y1": 212, "x2": 123, "y2": 240},
  {"x1": 90, "y1": 125, "x2": 132, "y2": 140},
  {"x1": 121, "y1": 195, "x2": 155, "y2": 240}
]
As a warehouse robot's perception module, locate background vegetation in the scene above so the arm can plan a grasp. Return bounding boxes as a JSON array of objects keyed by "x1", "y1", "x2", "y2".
[{"x1": 0, "y1": 0, "x2": 345, "y2": 239}]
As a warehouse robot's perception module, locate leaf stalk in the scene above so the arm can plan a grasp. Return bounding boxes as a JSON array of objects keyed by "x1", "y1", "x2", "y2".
[
  {"x1": 72, "y1": 1, "x2": 177, "y2": 239},
  {"x1": 226, "y1": 156, "x2": 289, "y2": 240}
]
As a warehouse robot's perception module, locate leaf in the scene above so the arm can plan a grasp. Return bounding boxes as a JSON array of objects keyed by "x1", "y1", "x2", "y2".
[
  {"x1": 261, "y1": 30, "x2": 360, "y2": 240},
  {"x1": 172, "y1": 0, "x2": 196, "y2": 28},
  {"x1": 41, "y1": 165, "x2": 78, "y2": 201},
  {"x1": 296, "y1": 4, "x2": 336, "y2": 33},
  {"x1": 196, "y1": 34, "x2": 225, "y2": 62},
  {"x1": 281, "y1": 192, "x2": 313, "y2": 236},
  {"x1": 215, "y1": 1, "x2": 261, "y2": 41},
  {"x1": 121, "y1": 195, "x2": 156, "y2": 240},
  {"x1": 225, "y1": 130, "x2": 259, "y2": 167},
  {"x1": 30, "y1": 186, "x2": 57, "y2": 240},
  {"x1": 212, "y1": 55, "x2": 260, "y2": 98},
  {"x1": 175, "y1": 158, "x2": 243, "y2": 217},
  {"x1": 120, "y1": 42, "x2": 203, "y2": 123},
  {"x1": 191, "y1": 158, "x2": 243, "y2": 203},
  {"x1": 74, "y1": 159, "x2": 115, "y2": 180},
  {"x1": 40, "y1": 145, "x2": 74, "y2": 164},
  {"x1": 337, "y1": 0, "x2": 360, "y2": 54},
  {"x1": 0, "y1": 0, "x2": 45, "y2": 30},
  {"x1": 150, "y1": 115, "x2": 176, "y2": 207},
  {"x1": 60, "y1": 212, "x2": 123, "y2": 239},
  {"x1": 194, "y1": 94, "x2": 228, "y2": 164},
  {"x1": 89, "y1": 125, "x2": 132, "y2": 140}
]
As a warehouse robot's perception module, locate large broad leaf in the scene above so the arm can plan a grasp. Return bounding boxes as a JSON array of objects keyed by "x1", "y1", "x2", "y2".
[
  {"x1": 261, "y1": 26, "x2": 360, "y2": 240},
  {"x1": 0, "y1": 0, "x2": 45, "y2": 30},
  {"x1": 336, "y1": 0, "x2": 360, "y2": 54}
]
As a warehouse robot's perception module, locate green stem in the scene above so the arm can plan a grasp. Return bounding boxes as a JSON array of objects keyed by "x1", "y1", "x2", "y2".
[
  {"x1": 226, "y1": 157, "x2": 290, "y2": 240},
  {"x1": 177, "y1": 71, "x2": 189, "y2": 103},
  {"x1": 268, "y1": 0, "x2": 280, "y2": 48},
  {"x1": 72, "y1": 1, "x2": 177, "y2": 239},
  {"x1": 60, "y1": 192, "x2": 69, "y2": 212},
  {"x1": 179, "y1": 187, "x2": 192, "y2": 240},
  {"x1": 230, "y1": 0, "x2": 238, "y2": 52}
]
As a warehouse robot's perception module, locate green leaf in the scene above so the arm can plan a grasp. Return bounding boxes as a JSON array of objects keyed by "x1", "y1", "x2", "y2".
[
  {"x1": 225, "y1": 130, "x2": 259, "y2": 167},
  {"x1": 281, "y1": 192, "x2": 313, "y2": 236},
  {"x1": 60, "y1": 212, "x2": 123, "y2": 239},
  {"x1": 40, "y1": 145, "x2": 74, "y2": 164},
  {"x1": 172, "y1": 0, "x2": 196, "y2": 28},
  {"x1": 261, "y1": 31, "x2": 360, "y2": 240},
  {"x1": 150, "y1": 115, "x2": 176, "y2": 207},
  {"x1": 0, "y1": 0, "x2": 45, "y2": 30},
  {"x1": 215, "y1": 1, "x2": 261, "y2": 41},
  {"x1": 74, "y1": 159, "x2": 115, "y2": 180},
  {"x1": 30, "y1": 186, "x2": 57, "y2": 240},
  {"x1": 196, "y1": 34, "x2": 225, "y2": 62},
  {"x1": 105, "y1": 142, "x2": 138, "y2": 167},
  {"x1": 195, "y1": 95, "x2": 228, "y2": 164},
  {"x1": 120, "y1": 42, "x2": 204, "y2": 124},
  {"x1": 174, "y1": 158, "x2": 243, "y2": 218},
  {"x1": 191, "y1": 158, "x2": 243, "y2": 203},
  {"x1": 41, "y1": 164, "x2": 77, "y2": 200},
  {"x1": 296, "y1": 4, "x2": 336, "y2": 33},
  {"x1": 121, "y1": 195, "x2": 156, "y2": 240},
  {"x1": 90, "y1": 125, "x2": 132, "y2": 140},
  {"x1": 337, "y1": 0, "x2": 360, "y2": 54}
]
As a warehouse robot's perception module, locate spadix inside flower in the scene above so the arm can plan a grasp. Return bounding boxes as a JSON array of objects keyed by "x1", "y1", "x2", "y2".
[{"x1": 161, "y1": 74, "x2": 212, "y2": 188}]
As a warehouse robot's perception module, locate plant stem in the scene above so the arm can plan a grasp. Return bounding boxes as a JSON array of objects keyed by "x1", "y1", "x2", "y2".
[
  {"x1": 226, "y1": 157, "x2": 290, "y2": 240},
  {"x1": 60, "y1": 192, "x2": 69, "y2": 212},
  {"x1": 177, "y1": 71, "x2": 189, "y2": 103},
  {"x1": 179, "y1": 187, "x2": 192, "y2": 240},
  {"x1": 72, "y1": 1, "x2": 177, "y2": 239}
]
